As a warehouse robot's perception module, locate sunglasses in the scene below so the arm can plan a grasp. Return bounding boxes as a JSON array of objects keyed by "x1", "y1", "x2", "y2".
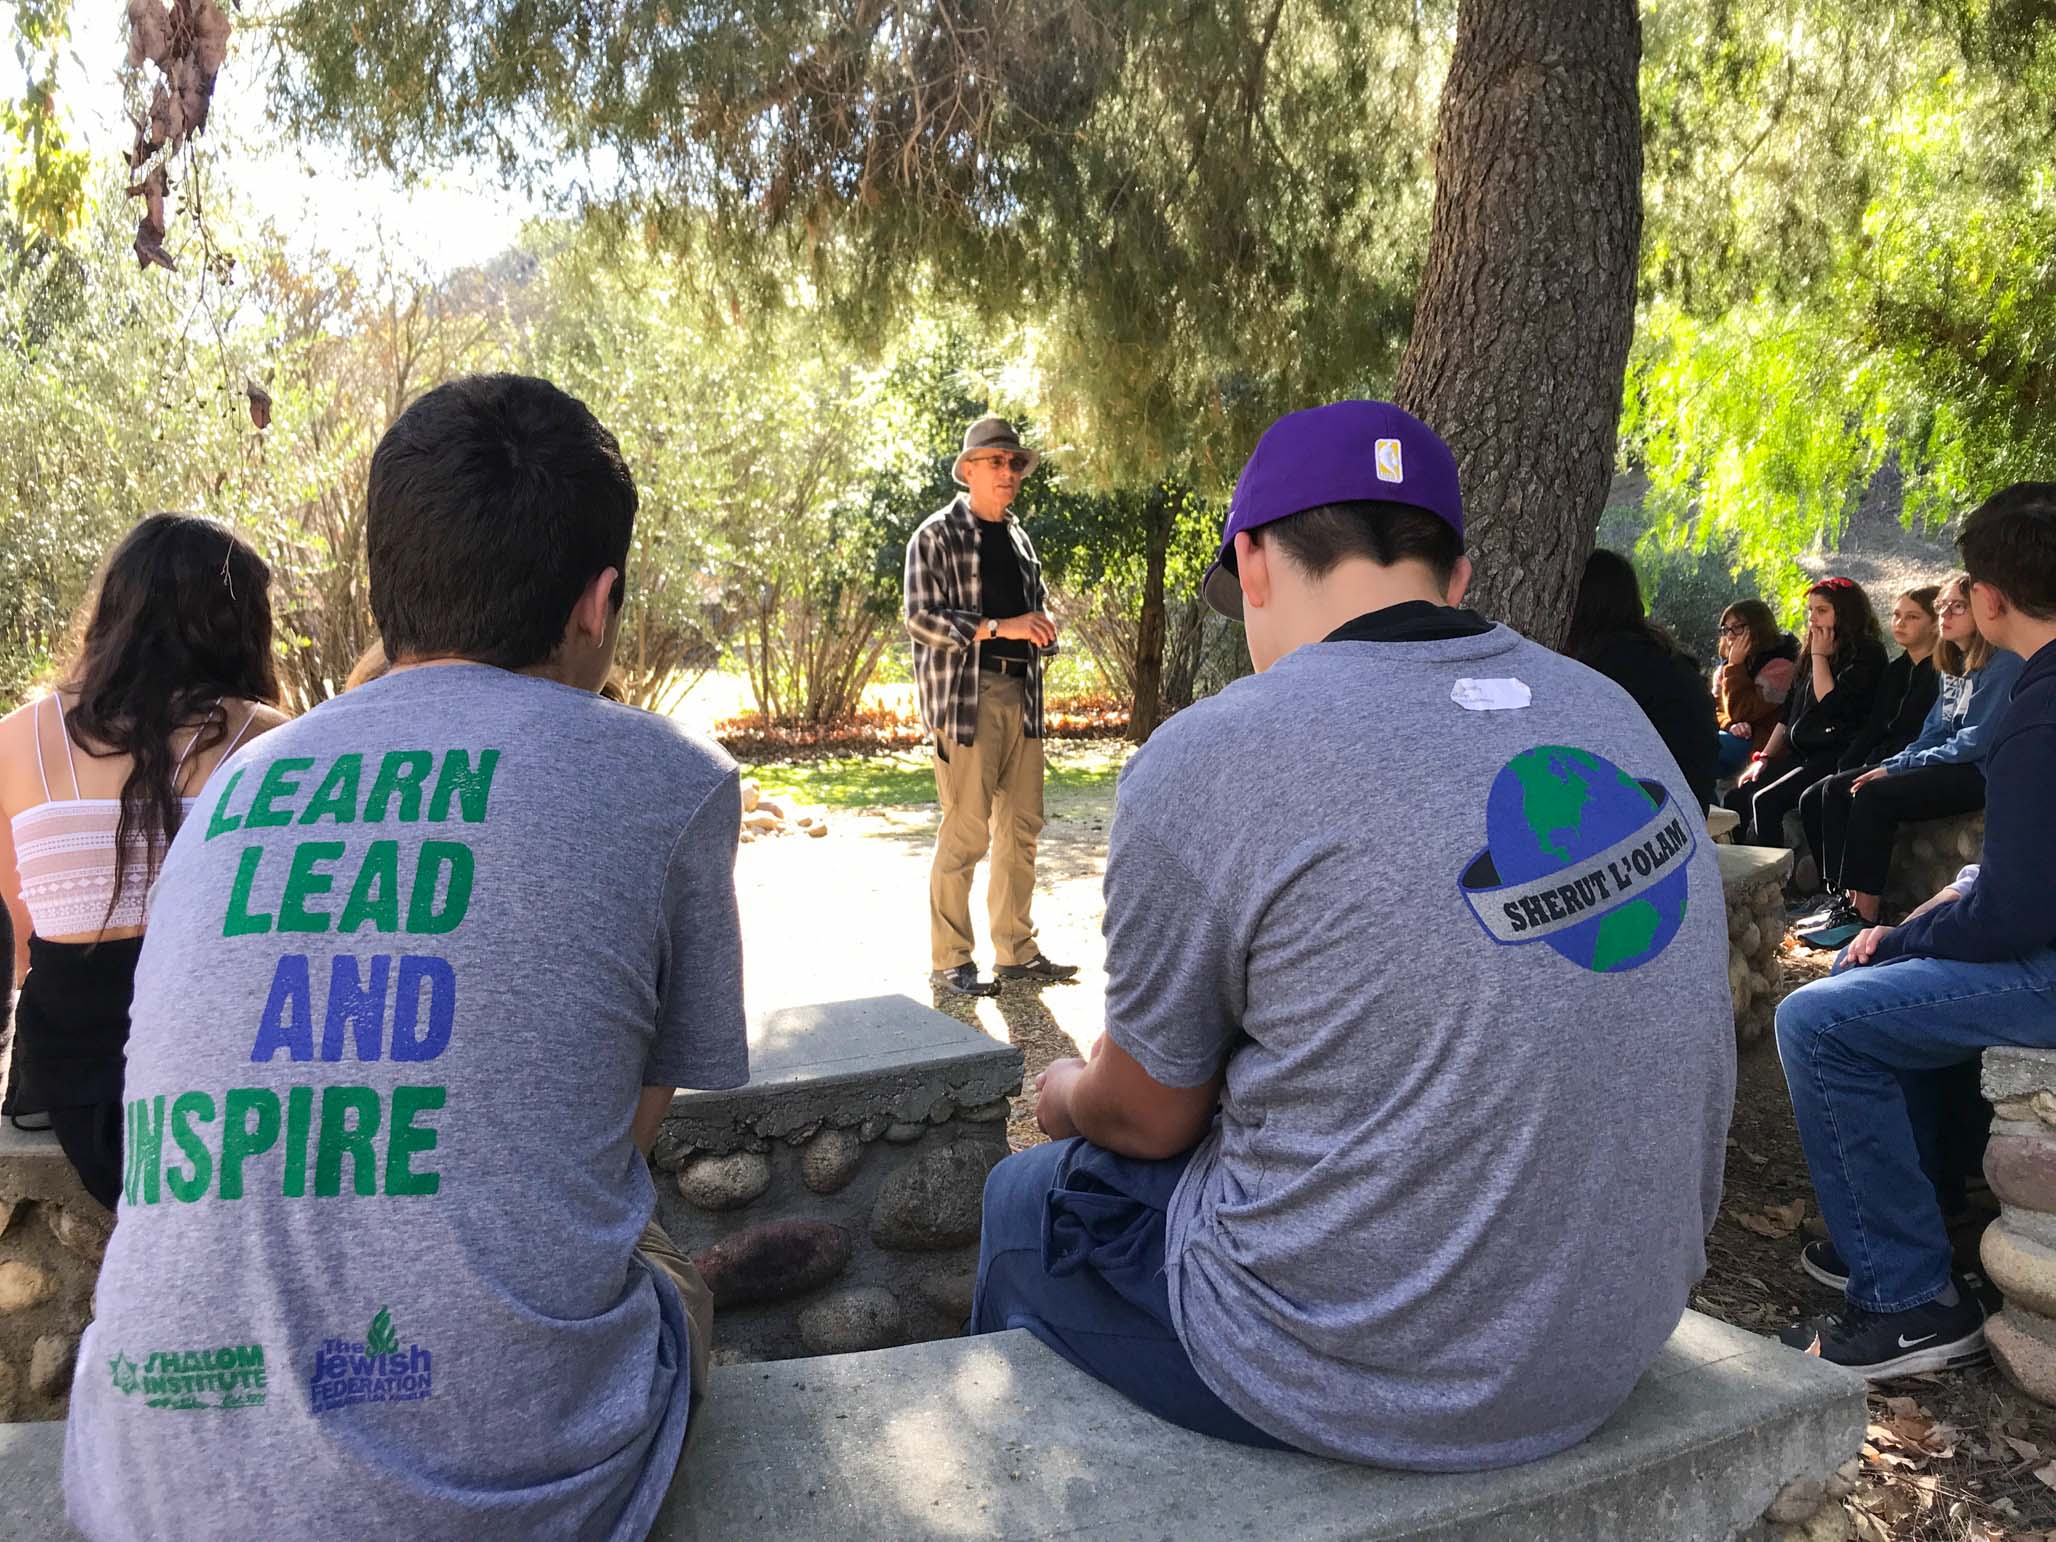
[{"x1": 965, "y1": 453, "x2": 1033, "y2": 474}]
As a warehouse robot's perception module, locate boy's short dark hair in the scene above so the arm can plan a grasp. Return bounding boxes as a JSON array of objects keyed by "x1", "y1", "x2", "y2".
[
  {"x1": 368, "y1": 374, "x2": 638, "y2": 670},
  {"x1": 1254, "y1": 499, "x2": 1464, "y2": 587},
  {"x1": 1959, "y1": 483, "x2": 2056, "y2": 621}
]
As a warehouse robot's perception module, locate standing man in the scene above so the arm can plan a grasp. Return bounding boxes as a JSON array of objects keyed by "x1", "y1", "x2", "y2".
[{"x1": 905, "y1": 417, "x2": 1077, "y2": 997}]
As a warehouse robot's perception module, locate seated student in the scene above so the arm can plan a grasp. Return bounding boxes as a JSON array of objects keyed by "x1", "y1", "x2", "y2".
[
  {"x1": 1798, "y1": 573, "x2": 2021, "y2": 949},
  {"x1": 1775, "y1": 482, "x2": 2056, "y2": 1377},
  {"x1": 64, "y1": 375, "x2": 749, "y2": 1541},
  {"x1": 0, "y1": 516, "x2": 288, "y2": 1206},
  {"x1": 973, "y1": 401, "x2": 1735, "y2": 1469},
  {"x1": 1564, "y1": 548, "x2": 1721, "y2": 810},
  {"x1": 1723, "y1": 577, "x2": 1885, "y2": 847},
  {"x1": 1796, "y1": 586, "x2": 1940, "y2": 892},
  {"x1": 1712, "y1": 600, "x2": 1800, "y2": 776}
]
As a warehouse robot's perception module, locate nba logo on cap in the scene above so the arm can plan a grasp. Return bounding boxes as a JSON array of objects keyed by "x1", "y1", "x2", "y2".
[{"x1": 1375, "y1": 438, "x2": 1404, "y2": 483}]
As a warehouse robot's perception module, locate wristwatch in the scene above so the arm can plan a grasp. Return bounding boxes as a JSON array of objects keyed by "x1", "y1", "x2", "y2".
[{"x1": 984, "y1": 619, "x2": 1000, "y2": 640}]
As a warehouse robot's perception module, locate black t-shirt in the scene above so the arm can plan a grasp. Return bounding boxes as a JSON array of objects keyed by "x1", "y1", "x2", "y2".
[
  {"x1": 1324, "y1": 601, "x2": 1496, "y2": 644},
  {"x1": 978, "y1": 517, "x2": 1032, "y2": 661}
]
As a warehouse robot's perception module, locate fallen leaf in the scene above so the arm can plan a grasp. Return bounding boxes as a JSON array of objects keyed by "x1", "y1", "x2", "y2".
[
  {"x1": 2034, "y1": 1461, "x2": 2056, "y2": 1491},
  {"x1": 1999, "y1": 1432, "x2": 2044, "y2": 1464}
]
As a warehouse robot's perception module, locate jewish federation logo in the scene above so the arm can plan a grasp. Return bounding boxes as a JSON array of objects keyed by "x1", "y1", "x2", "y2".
[
  {"x1": 1457, "y1": 746, "x2": 1696, "y2": 973},
  {"x1": 1374, "y1": 437, "x2": 1404, "y2": 482},
  {"x1": 310, "y1": 1305, "x2": 434, "y2": 1415}
]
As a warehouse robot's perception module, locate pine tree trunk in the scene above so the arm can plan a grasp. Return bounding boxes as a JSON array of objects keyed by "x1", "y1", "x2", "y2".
[
  {"x1": 1393, "y1": 0, "x2": 1643, "y2": 647},
  {"x1": 1129, "y1": 492, "x2": 1173, "y2": 743}
]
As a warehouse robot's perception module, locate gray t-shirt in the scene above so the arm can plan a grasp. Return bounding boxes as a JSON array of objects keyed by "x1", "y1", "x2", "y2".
[
  {"x1": 1104, "y1": 624, "x2": 1733, "y2": 1469},
  {"x1": 65, "y1": 664, "x2": 748, "y2": 1541}
]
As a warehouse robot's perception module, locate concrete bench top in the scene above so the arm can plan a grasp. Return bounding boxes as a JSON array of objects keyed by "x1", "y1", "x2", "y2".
[
  {"x1": 2, "y1": 1312, "x2": 1862, "y2": 1541},
  {"x1": 665, "y1": 995, "x2": 1024, "y2": 1147},
  {"x1": 1718, "y1": 842, "x2": 1794, "y2": 893}
]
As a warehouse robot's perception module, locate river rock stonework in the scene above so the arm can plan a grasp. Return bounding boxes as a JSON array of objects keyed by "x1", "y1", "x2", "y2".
[
  {"x1": 1981, "y1": 1048, "x2": 2056, "y2": 1407},
  {"x1": 1884, "y1": 812, "x2": 1983, "y2": 918},
  {"x1": 654, "y1": 995, "x2": 1023, "y2": 1363},
  {"x1": 0, "y1": 1124, "x2": 111, "y2": 1421},
  {"x1": 1720, "y1": 844, "x2": 1792, "y2": 1047}
]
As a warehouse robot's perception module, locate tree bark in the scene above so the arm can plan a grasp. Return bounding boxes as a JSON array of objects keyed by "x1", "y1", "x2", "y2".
[
  {"x1": 1129, "y1": 490, "x2": 1174, "y2": 743},
  {"x1": 1393, "y1": 0, "x2": 1643, "y2": 647}
]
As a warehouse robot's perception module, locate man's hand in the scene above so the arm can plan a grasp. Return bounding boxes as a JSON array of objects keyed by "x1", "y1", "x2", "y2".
[
  {"x1": 1836, "y1": 925, "x2": 1893, "y2": 971},
  {"x1": 994, "y1": 612, "x2": 1058, "y2": 647},
  {"x1": 1851, "y1": 767, "x2": 1889, "y2": 793},
  {"x1": 1034, "y1": 1057, "x2": 1087, "y2": 1140}
]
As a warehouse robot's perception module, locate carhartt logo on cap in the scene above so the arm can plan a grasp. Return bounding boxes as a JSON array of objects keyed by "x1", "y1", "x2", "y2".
[{"x1": 1375, "y1": 438, "x2": 1404, "y2": 483}]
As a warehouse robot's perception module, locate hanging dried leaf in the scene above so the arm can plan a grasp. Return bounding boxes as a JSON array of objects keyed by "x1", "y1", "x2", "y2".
[
  {"x1": 245, "y1": 382, "x2": 272, "y2": 430},
  {"x1": 134, "y1": 213, "x2": 175, "y2": 271},
  {"x1": 126, "y1": 0, "x2": 171, "y2": 67}
]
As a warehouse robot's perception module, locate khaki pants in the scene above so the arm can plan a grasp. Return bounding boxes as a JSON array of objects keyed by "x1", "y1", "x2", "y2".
[
  {"x1": 930, "y1": 673, "x2": 1045, "y2": 970},
  {"x1": 637, "y1": 1218, "x2": 712, "y2": 1394}
]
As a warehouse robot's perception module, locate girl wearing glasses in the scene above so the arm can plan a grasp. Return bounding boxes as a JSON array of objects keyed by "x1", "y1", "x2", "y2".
[
  {"x1": 1712, "y1": 600, "x2": 1800, "y2": 776},
  {"x1": 1722, "y1": 577, "x2": 1886, "y2": 848},
  {"x1": 1797, "y1": 572, "x2": 2023, "y2": 949}
]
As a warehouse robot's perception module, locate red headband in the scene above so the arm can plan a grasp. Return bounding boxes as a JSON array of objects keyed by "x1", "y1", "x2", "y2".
[{"x1": 1807, "y1": 576, "x2": 1858, "y2": 595}]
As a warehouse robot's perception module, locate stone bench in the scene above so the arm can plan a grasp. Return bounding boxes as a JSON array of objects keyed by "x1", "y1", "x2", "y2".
[
  {"x1": 1721, "y1": 843, "x2": 1793, "y2": 1047},
  {"x1": 0, "y1": 995, "x2": 1023, "y2": 1418},
  {"x1": 1980, "y1": 1047, "x2": 2056, "y2": 1407},
  {"x1": 1885, "y1": 811, "x2": 1982, "y2": 917},
  {"x1": 0, "y1": 1312, "x2": 1865, "y2": 1540},
  {"x1": 652, "y1": 995, "x2": 1023, "y2": 1360},
  {"x1": 0, "y1": 1125, "x2": 110, "y2": 1423}
]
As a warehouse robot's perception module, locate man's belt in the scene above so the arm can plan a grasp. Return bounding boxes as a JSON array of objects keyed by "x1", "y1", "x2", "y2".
[{"x1": 978, "y1": 654, "x2": 1032, "y2": 677}]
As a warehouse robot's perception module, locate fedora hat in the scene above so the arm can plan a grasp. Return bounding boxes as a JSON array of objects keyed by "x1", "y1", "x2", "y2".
[{"x1": 951, "y1": 417, "x2": 1041, "y2": 486}]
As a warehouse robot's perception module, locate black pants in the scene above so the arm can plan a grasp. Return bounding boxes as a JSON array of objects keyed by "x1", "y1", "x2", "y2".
[
  {"x1": 47, "y1": 1102, "x2": 122, "y2": 1211},
  {"x1": 1823, "y1": 761, "x2": 1987, "y2": 897},
  {"x1": 1723, "y1": 753, "x2": 1839, "y2": 848},
  {"x1": 8, "y1": 934, "x2": 140, "y2": 1214}
]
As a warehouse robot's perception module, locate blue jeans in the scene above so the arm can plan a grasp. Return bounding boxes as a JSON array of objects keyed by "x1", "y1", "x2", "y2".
[
  {"x1": 1776, "y1": 947, "x2": 2056, "y2": 1311},
  {"x1": 973, "y1": 1137, "x2": 1292, "y2": 1450}
]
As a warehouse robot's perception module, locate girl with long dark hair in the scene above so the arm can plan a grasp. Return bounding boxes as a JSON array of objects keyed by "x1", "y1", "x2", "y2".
[
  {"x1": 1564, "y1": 548, "x2": 1720, "y2": 808},
  {"x1": 1721, "y1": 576, "x2": 1886, "y2": 849},
  {"x1": 1798, "y1": 572, "x2": 2024, "y2": 948},
  {"x1": 0, "y1": 514, "x2": 286, "y2": 1207}
]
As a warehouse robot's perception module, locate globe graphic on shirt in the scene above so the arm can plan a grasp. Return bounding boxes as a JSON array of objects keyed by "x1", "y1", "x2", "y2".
[{"x1": 1479, "y1": 745, "x2": 1691, "y2": 973}]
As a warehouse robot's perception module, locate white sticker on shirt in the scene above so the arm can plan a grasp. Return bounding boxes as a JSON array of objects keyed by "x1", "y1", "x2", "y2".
[{"x1": 1452, "y1": 677, "x2": 1532, "y2": 712}]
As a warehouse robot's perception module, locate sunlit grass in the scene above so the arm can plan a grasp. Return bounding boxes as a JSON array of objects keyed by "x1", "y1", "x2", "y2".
[{"x1": 745, "y1": 740, "x2": 1133, "y2": 810}]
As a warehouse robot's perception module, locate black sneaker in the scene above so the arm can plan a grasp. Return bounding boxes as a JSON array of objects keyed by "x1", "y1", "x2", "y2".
[
  {"x1": 1801, "y1": 1239, "x2": 1850, "y2": 1291},
  {"x1": 1777, "y1": 1287, "x2": 1987, "y2": 1379},
  {"x1": 933, "y1": 964, "x2": 1000, "y2": 998},
  {"x1": 994, "y1": 955, "x2": 1079, "y2": 983},
  {"x1": 1798, "y1": 898, "x2": 1865, "y2": 951}
]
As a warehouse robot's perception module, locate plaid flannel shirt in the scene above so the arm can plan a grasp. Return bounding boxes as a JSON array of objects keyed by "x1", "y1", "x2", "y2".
[{"x1": 903, "y1": 497, "x2": 1054, "y2": 746}]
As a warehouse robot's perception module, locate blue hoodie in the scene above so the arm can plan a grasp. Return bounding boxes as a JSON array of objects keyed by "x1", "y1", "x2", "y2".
[
  {"x1": 1875, "y1": 640, "x2": 2056, "y2": 964},
  {"x1": 1880, "y1": 648, "x2": 2025, "y2": 771}
]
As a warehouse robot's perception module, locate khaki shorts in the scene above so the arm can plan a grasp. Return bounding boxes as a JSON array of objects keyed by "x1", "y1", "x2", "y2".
[{"x1": 637, "y1": 1219, "x2": 712, "y2": 1393}]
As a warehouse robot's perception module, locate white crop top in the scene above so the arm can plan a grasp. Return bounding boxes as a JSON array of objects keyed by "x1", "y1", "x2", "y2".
[{"x1": 9, "y1": 695, "x2": 255, "y2": 939}]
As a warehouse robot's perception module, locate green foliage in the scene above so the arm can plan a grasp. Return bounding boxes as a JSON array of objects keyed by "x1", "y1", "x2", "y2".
[
  {"x1": 3, "y1": 0, "x2": 89, "y2": 238},
  {"x1": 746, "y1": 743, "x2": 1129, "y2": 810},
  {"x1": 1627, "y1": 2, "x2": 2056, "y2": 578}
]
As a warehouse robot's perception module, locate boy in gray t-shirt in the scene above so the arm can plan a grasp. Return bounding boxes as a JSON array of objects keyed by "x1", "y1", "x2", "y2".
[
  {"x1": 973, "y1": 402, "x2": 1734, "y2": 1469},
  {"x1": 65, "y1": 376, "x2": 748, "y2": 1541}
]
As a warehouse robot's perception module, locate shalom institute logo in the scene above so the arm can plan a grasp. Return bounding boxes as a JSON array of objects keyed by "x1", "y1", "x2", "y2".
[
  {"x1": 1457, "y1": 745, "x2": 1697, "y2": 973},
  {"x1": 310, "y1": 1305, "x2": 435, "y2": 1415},
  {"x1": 107, "y1": 1343, "x2": 267, "y2": 1411}
]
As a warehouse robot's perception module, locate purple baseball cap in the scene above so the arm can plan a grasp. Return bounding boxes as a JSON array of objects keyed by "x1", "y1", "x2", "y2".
[{"x1": 1202, "y1": 400, "x2": 1464, "y2": 619}]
